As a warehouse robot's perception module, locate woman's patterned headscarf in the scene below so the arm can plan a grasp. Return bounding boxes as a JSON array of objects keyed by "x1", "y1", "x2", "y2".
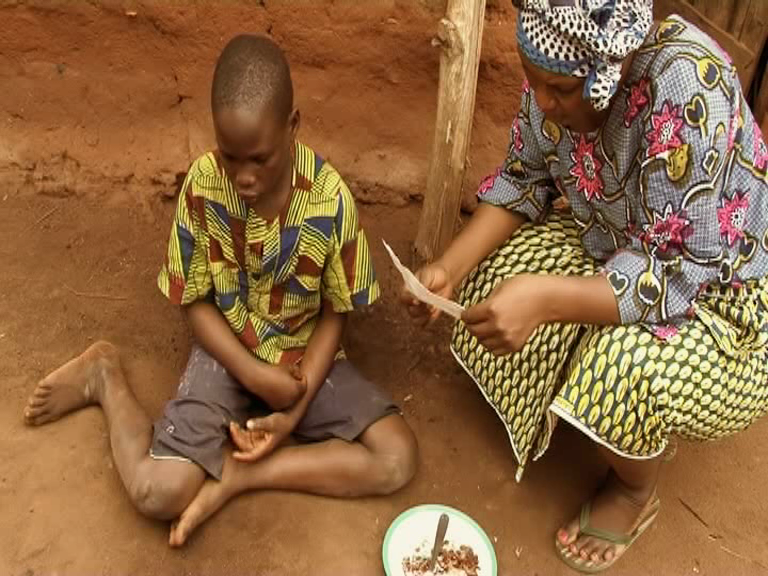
[{"x1": 513, "y1": 0, "x2": 653, "y2": 111}]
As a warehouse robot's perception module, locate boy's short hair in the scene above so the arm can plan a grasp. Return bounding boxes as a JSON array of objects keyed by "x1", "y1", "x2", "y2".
[{"x1": 211, "y1": 34, "x2": 294, "y2": 121}]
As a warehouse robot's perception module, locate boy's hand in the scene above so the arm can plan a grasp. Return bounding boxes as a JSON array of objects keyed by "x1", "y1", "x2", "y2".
[
  {"x1": 400, "y1": 263, "x2": 454, "y2": 326},
  {"x1": 229, "y1": 411, "x2": 296, "y2": 462},
  {"x1": 255, "y1": 364, "x2": 307, "y2": 411}
]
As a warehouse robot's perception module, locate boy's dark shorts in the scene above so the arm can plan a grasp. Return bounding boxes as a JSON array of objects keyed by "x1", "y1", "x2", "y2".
[{"x1": 150, "y1": 345, "x2": 399, "y2": 480}]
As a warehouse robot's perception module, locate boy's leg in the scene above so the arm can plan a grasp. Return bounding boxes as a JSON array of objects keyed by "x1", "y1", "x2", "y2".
[
  {"x1": 169, "y1": 412, "x2": 417, "y2": 546},
  {"x1": 168, "y1": 360, "x2": 417, "y2": 546},
  {"x1": 24, "y1": 342, "x2": 206, "y2": 519}
]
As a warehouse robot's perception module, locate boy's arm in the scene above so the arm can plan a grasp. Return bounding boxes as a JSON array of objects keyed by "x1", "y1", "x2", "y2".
[
  {"x1": 183, "y1": 301, "x2": 301, "y2": 403},
  {"x1": 229, "y1": 301, "x2": 346, "y2": 463},
  {"x1": 287, "y1": 300, "x2": 346, "y2": 422},
  {"x1": 230, "y1": 174, "x2": 373, "y2": 461}
]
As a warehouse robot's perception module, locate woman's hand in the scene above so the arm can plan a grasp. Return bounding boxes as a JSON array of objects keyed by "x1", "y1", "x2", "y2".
[
  {"x1": 399, "y1": 204, "x2": 528, "y2": 327},
  {"x1": 400, "y1": 263, "x2": 455, "y2": 325},
  {"x1": 462, "y1": 274, "x2": 551, "y2": 356}
]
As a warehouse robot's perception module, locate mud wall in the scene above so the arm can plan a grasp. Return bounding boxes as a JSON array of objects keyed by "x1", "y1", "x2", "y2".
[{"x1": 0, "y1": 0, "x2": 523, "y2": 208}]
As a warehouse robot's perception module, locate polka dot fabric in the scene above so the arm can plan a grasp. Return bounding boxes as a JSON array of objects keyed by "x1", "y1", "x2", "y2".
[
  {"x1": 514, "y1": 0, "x2": 653, "y2": 110},
  {"x1": 464, "y1": 16, "x2": 768, "y2": 481},
  {"x1": 451, "y1": 212, "x2": 768, "y2": 480},
  {"x1": 451, "y1": 213, "x2": 597, "y2": 478}
]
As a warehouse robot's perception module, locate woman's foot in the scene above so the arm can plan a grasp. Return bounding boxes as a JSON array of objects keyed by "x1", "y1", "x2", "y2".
[
  {"x1": 556, "y1": 475, "x2": 659, "y2": 571},
  {"x1": 23, "y1": 341, "x2": 119, "y2": 426}
]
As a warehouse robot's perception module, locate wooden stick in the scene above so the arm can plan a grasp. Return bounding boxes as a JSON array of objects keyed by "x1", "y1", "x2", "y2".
[
  {"x1": 406, "y1": 353, "x2": 422, "y2": 376},
  {"x1": 755, "y1": 44, "x2": 768, "y2": 129},
  {"x1": 719, "y1": 544, "x2": 768, "y2": 571},
  {"x1": 678, "y1": 497, "x2": 710, "y2": 529},
  {"x1": 64, "y1": 284, "x2": 128, "y2": 301},
  {"x1": 654, "y1": 0, "x2": 756, "y2": 88},
  {"x1": 35, "y1": 206, "x2": 60, "y2": 226},
  {"x1": 414, "y1": 0, "x2": 486, "y2": 264}
]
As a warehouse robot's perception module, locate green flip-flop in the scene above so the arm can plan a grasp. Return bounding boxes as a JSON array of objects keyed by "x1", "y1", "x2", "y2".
[{"x1": 555, "y1": 496, "x2": 661, "y2": 574}]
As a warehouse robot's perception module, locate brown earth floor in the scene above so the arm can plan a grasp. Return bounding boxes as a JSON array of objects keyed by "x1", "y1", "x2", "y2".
[{"x1": 1, "y1": 1, "x2": 767, "y2": 575}]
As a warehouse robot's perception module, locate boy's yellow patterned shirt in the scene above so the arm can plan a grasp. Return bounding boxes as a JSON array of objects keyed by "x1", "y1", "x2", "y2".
[{"x1": 158, "y1": 142, "x2": 380, "y2": 365}]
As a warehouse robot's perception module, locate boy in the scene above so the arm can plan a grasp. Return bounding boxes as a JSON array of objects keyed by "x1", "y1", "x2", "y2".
[{"x1": 23, "y1": 35, "x2": 418, "y2": 547}]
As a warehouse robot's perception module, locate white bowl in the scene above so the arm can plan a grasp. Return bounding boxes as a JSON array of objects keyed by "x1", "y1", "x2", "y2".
[{"x1": 382, "y1": 504, "x2": 497, "y2": 576}]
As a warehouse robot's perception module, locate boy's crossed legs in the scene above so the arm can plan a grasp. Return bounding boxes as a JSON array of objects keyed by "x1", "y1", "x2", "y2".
[{"x1": 24, "y1": 342, "x2": 417, "y2": 546}]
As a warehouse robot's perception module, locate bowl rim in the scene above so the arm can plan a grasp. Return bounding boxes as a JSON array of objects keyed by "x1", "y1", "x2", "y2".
[{"x1": 382, "y1": 503, "x2": 498, "y2": 576}]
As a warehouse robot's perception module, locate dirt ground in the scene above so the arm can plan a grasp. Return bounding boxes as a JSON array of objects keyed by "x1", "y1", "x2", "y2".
[{"x1": 1, "y1": 1, "x2": 767, "y2": 575}]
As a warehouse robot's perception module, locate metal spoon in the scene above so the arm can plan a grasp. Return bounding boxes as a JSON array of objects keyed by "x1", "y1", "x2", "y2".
[{"x1": 428, "y1": 513, "x2": 450, "y2": 572}]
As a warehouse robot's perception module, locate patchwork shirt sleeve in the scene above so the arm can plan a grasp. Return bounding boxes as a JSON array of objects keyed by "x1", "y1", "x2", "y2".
[
  {"x1": 321, "y1": 179, "x2": 380, "y2": 312},
  {"x1": 478, "y1": 81, "x2": 558, "y2": 222},
  {"x1": 157, "y1": 166, "x2": 213, "y2": 305}
]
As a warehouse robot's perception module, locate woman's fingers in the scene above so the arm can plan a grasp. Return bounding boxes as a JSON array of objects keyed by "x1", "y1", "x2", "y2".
[{"x1": 466, "y1": 320, "x2": 498, "y2": 340}]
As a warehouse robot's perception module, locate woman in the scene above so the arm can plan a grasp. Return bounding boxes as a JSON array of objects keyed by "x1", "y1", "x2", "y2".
[{"x1": 403, "y1": 0, "x2": 768, "y2": 572}]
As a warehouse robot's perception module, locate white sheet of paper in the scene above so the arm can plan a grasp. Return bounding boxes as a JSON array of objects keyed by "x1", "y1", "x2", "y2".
[{"x1": 382, "y1": 240, "x2": 465, "y2": 320}]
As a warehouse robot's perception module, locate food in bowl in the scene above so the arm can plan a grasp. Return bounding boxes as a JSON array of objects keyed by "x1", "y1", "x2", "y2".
[{"x1": 402, "y1": 540, "x2": 480, "y2": 576}]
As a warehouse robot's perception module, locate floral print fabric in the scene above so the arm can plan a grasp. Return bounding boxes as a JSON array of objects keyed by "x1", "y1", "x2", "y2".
[{"x1": 479, "y1": 16, "x2": 768, "y2": 328}]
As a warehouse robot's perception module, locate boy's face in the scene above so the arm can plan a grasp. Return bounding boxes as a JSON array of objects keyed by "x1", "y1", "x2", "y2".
[{"x1": 213, "y1": 104, "x2": 299, "y2": 205}]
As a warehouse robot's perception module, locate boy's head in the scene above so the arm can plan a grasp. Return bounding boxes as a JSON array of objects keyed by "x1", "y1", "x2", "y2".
[{"x1": 211, "y1": 35, "x2": 299, "y2": 204}]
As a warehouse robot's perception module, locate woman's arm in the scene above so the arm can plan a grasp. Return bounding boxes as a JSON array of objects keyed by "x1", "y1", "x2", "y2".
[
  {"x1": 462, "y1": 273, "x2": 619, "y2": 356},
  {"x1": 437, "y1": 203, "x2": 527, "y2": 287},
  {"x1": 402, "y1": 204, "x2": 526, "y2": 324}
]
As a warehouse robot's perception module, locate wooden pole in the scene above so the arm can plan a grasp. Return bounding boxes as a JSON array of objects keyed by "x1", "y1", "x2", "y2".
[
  {"x1": 758, "y1": 64, "x2": 768, "y2": 134},
  {"x1": 414, "y1": 0, "x2": 486, "y2": 264},
  {"x1": 755, "y1": 37, "x2": 768, "y2": 132},
  {"x1": 654, "y1": 0, "x2": 757, "y2": 89}
]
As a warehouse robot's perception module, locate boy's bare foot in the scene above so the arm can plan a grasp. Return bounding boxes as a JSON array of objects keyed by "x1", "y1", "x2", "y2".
[
  {"x1": 169, "y1": 459, "x2": 240, "y2": 547},
  {"x1": 23, "y1": 341, "x2": 119, "y2": 426}
]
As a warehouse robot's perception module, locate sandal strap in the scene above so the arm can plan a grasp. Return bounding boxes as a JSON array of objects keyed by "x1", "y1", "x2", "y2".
[
  {"x1": 579, "y1": 502, "x2": 633, "y2": 545},
  {"x1": 603, "y1": 472, "x2": 657, "y2": 508},
  {"x1": 578, "y1": 497, "x2": 661, "y2": 546}
]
